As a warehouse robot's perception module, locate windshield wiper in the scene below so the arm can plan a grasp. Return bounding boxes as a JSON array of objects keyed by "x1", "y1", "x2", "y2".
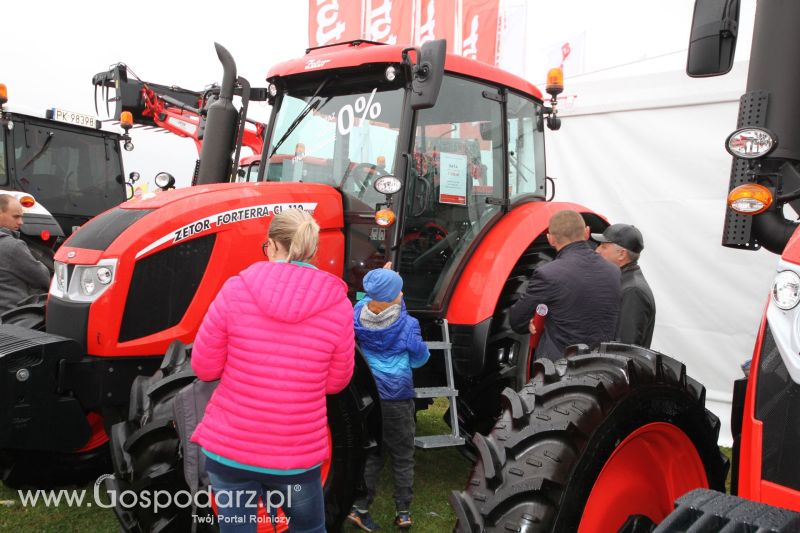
[
  {"x1": 270, "y1": 77, "x2": 333, "y2": 157},
  {"x1": 22, "y1": 132, "x2": 54, "y2": 170}
]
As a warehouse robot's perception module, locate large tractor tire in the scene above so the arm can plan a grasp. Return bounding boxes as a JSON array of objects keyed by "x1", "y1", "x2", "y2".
[
  {"x1": 108, "y1": 341, "x2": 198, "y2": 532},
  {"x1": 108, "y1": 341, "x2": 368, "y2": 533},
  {"x1": 450, "y1": 343, "x2": 728, "y2": 533}
]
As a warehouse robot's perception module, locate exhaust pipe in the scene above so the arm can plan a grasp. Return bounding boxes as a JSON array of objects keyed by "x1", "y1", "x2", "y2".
[
  {"x1": 196, "y1": 43, "x2": 239, "y2": 185},
  {"x1": 752, "y1": 209, "x2": 799, "y2": 255}
]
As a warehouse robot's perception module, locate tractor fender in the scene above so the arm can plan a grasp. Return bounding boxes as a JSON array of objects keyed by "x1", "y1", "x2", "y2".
[
  {"x1": 781, "y1": 223, "x2": 800, "y2": 265},
  {"x1": 446, "y1": 201, "x2": 607, "y2": 327}
]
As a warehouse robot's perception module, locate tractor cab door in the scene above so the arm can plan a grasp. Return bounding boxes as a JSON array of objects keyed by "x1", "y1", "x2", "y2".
[{"x1": 397, "y1": 75, "x2": 506, "y2": 311}]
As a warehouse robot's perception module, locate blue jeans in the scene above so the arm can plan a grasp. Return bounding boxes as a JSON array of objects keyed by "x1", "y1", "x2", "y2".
[{"x1": 207, "y1": 468, "x2": 325, "y2": 533}]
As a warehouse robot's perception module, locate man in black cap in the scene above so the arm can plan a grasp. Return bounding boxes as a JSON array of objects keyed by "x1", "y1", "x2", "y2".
[{"x1": 592, "y1": 223, "x2": 656, "y2": 348}]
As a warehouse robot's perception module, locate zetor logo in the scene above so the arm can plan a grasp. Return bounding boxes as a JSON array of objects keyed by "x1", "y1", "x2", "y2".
[
  {"x1": 304, "y1": 59, "x2": 331, "y2": 70},
  {"x1": 134, "y1": 203, "x2": 317, "y2": 259}
]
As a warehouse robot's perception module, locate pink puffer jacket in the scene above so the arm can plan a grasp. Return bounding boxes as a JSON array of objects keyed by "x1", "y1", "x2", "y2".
[{"x1": 190, "y1": 261, "x2": 355, "y2": 470}]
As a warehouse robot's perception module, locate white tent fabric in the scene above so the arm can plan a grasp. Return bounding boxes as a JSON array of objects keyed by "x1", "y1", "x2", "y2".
[{"x1": 546, "y1": 62, "x2": 779, "y2": 446}]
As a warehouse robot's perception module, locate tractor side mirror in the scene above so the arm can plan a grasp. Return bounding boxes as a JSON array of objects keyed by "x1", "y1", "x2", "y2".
[
  {"x1": 687, "y1": 0, "x2": 740, "y2": 77},
  {"x1": 410, "y1": 39, "x2": 446, "y2": 110}
]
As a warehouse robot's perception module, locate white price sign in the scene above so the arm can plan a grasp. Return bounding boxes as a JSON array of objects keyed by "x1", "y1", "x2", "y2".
[
  {"x1": 49, "y1": 108, "x2": 98, "y2": 129},
  {"x1": 439, "y1": 152, "x2": 468, "y2": 206}
]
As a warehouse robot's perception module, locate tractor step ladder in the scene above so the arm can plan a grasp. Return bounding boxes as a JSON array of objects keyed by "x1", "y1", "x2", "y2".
[{"x1": 414, "y1": 319, "x2": 466, "y2": 449}]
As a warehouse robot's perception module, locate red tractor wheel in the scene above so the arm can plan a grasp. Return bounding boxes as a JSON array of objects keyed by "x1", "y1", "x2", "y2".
[{"x1": 450, "y1": 344, "x2": 728, "y2": 532}]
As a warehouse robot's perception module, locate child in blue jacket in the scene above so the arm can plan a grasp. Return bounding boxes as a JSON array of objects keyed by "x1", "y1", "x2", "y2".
[{"x1": 348, "y1": 266, "x2": 430, "y2": 531}]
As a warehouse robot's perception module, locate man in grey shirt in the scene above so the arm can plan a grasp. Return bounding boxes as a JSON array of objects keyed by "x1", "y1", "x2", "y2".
[{"x1": 0, "y1": 194, "x2": 51, "y2": 315}]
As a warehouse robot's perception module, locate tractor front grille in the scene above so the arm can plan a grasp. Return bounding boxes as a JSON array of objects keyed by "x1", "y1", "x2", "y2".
[{"x1": 119, "y1": 234, "x2": 216, "y2": 342}]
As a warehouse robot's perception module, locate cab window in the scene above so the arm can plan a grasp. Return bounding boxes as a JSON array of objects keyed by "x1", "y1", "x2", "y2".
[{"x1": 507, "y1": 92, "x2": 546, "y2": 201}]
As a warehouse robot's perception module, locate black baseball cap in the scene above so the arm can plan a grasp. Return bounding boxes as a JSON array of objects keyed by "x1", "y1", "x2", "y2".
[{"x1": 591, "y1": 224, "x2": 644, "y2": 253}]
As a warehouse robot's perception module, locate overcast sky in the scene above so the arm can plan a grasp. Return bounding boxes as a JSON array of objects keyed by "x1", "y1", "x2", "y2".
[{"x1": 2, "y1": 0, "x2": 755, "y2": 188}]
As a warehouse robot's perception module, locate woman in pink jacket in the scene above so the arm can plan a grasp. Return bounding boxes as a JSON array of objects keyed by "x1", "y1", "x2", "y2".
[{"x1": 191, "y1": 208, "x2": 355, "y2": 533}]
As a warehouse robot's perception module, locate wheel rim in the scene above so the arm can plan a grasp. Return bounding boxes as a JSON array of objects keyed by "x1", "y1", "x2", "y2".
[
  {"x1": 211, "y1": 427, "x2": 333, "y2": 533},
  {"x1": 577, "y1": 422, "x2": 708, "y2": 533}
]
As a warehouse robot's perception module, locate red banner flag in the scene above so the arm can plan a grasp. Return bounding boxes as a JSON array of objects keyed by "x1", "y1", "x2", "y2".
[
  {"x1": 414, "y1": 0, "x2": 457, "y2": 49},
  {"x1": 308, "y1": 0, "x2": 363, "y2": 48},
  {"x1": 460, "y1": 0, "x2": 499, "y2": 65},
  {"x1": 364, "y1": 0, "x2": 413, "y2": 45},
  {"x1": 307, "y1": 0, "x2": 501, "y2": 65}
]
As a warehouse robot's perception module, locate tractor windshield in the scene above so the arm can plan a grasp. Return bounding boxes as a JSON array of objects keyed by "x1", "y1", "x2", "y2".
[
  {"x1": 266, "y1": 86, "x2": 404, "y2": 207},
  {"x1": 12, "y1": 121, "x2": 126, "y2": 227}
]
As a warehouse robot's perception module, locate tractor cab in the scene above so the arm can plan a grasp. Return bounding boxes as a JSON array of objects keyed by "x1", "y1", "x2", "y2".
[
  {"x1": 0, "y1": 103, "x2": 127, "y2": 237},
  {"x1": 262, "y1": 40, "x2": 547, "y2": 312}
]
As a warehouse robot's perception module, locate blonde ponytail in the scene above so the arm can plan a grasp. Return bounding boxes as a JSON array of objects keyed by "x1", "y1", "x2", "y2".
[{"x1": 268, "y1": 208, "x2": 320, "y2": 263}]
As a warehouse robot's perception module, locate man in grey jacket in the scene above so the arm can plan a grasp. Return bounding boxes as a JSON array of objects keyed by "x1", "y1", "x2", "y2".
[
  {"x1": 593, "y1": 223, "x2": 656, "y2": 348},
  {"x1": 0, "y1": 194, "x2": 51, "y2": 315}
]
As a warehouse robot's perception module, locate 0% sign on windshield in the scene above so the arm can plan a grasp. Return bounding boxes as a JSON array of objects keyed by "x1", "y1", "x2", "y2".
[{"x1": 337, "y1": 88, "x2": 382, "y2": 135}]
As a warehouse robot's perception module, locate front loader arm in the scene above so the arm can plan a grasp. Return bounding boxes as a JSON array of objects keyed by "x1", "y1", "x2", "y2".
[{"x1": 92, "y1": 64, "x2": 265, "y2": 156}]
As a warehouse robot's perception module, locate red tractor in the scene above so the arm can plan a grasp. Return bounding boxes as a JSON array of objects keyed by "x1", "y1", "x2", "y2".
[{"x1": 0, "y1": 40, "x2": 727, "y2": 532}]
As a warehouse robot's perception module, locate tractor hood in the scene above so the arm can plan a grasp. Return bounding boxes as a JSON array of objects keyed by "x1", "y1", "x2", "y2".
[{"x1": 49, "y1": 181, "x2": 346, "y2": 358}]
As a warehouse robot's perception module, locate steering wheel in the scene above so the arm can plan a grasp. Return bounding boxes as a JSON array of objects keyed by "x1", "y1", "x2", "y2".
[
  {"x1": 343, "y1": 163, "x2": 379, "y2": 199},
  {"x1": 411, "y1": 230, "x2": 459, "y2": 272}
]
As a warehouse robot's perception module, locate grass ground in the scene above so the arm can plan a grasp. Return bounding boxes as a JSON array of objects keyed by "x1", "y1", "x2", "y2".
[{"x1": 0, "y1": 399, "x2": 734, "y2": 533}]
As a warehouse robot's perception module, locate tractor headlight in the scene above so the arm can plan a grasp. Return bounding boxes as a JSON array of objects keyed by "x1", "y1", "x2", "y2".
[
  {"x1": 53, "y1": 261, "x2": 68, "y2": 294},
  {"x1": 772, "y1": 270, "x2": 800, "y2": 310},
  {"x1": 726, "y1": 127, "x2": 777, "y2": 159},
  {"x1": 50, "y1": 258, "x2": 118, "y2": 303}
]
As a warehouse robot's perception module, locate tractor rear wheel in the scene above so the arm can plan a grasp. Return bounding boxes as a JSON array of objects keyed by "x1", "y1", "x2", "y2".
[
  {"x1": 450, "y1": 343, "x2": 728, "y2": 532},
  {"x1": 108, "y1": 341, "x2": 366, "y2": 532}
]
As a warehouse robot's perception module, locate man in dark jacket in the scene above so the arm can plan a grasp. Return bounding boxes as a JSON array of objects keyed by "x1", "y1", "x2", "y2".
[
  {"x1": 510, "y1": 210, "x2": 621, "y2": 361},
  {"x1": 0, "y1": 194, "x2": 51, "y2": 315},
  {"x1": 593, "y1": 223, "x2": 656, "y2": 348}
]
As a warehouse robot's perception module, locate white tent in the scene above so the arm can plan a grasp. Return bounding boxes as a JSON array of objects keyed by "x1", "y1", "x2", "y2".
[{"x1": 546, "y1": 61, "x2": 778, "y2": 446}]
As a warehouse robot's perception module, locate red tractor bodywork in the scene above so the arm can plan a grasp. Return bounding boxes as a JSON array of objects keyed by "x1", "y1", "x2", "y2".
[
  {"x1": 735, "y1": 231, "x2": 800, "y2": 511},
  {"x1": 52, "y1": 183, "x2": 343, "y2": 358}
]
